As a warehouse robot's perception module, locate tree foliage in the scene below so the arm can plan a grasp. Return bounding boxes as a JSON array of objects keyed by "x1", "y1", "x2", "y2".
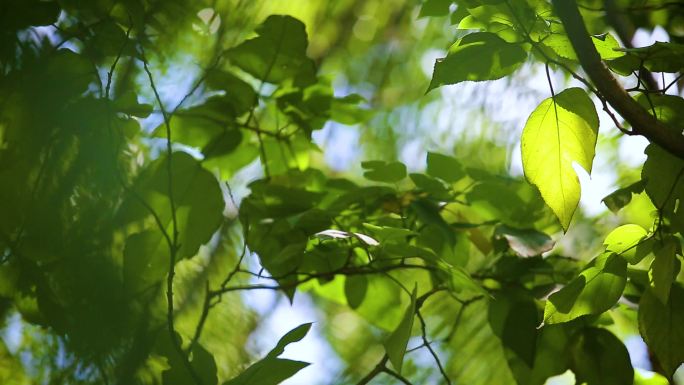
[{"x1": 0, "y1": 0, "x2": 683, "y2": 384}]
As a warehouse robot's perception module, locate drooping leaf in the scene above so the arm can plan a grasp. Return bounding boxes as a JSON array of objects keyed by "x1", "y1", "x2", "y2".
[
  {"x1": 521, "y1": 87, "x2": 599, "y2": 230},
  {"x1": 569, "y1": 328, "x2": 634, "y2": 385},
  {"x1": 428, "y1": 32, "x2": 526, "y2": 91},
  {"x1": 227, "y1": 15, "x2": 316, "y2": 86},
  {"x1": 223, "y1": 323, "x2": 312, "y2": 385},
  {"x1": 544, "y1": 252, "x2": 627, "y2": 324},
  {"x1": 345, "y1": 275, "x2": 368, "y2": 309},
  {"x1": 384, "y1": 285, "x2": 416, "y2": 374},
  {"x1": 602, "y1": 180, "x2": 646, "y2": 213},
  {"x1": 493, "y1": 224, "x2": 554, "y2": 257},
  {"x1": 639, "y1": 284, "x2": 684, "y2": 379}
]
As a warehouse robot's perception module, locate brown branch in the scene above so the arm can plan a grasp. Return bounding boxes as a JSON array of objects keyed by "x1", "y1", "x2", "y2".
[{"x1": 552, "y1": 0, "x2": 684, "y2": 160}]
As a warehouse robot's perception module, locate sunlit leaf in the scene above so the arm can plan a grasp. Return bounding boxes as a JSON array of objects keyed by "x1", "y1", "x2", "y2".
[
  {"x1": 521, "y1": 87, "x2": 599, "y2": 230},
  {"x1": 428, "y1": 32, "x2": 526, "y2": 91},
  {"x1": 544, "y1": 252, "x2": 627, "y2": 324},
  {"x1": 603, "y1": 224, "x2": 649, "y2": 264}
]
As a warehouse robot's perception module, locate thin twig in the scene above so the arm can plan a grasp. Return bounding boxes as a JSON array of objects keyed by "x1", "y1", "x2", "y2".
[{"x1": 139, "y1": 42, "x2": 202, "y2": 385}]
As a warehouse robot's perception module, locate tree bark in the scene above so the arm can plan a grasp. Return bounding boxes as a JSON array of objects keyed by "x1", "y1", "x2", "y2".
[{"x1": 552, "y1": 0, "x2": 684, "y2": 160}]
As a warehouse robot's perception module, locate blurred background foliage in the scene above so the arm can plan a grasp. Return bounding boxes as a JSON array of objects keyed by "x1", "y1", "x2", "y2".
[{"x1": 0, "y1": 0, "x2": 683, "y2": 384}]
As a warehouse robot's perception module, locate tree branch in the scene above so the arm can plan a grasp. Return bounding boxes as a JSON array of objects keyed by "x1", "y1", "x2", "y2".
[{"x1": 552, "y1": 0, "x2": 684, "y2": 160}]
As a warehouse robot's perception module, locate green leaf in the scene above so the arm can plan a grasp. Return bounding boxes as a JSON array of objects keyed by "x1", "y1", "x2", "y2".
[
  {"x1": 227, "y1": 15, "x2": 316, "y2": 86},
  {"x1": 409, "y1": 173, "x2": 452, "y2": 200},
  {"x1": 428, "y1": 32, "x2": 526, "y2": 91},
  {"x1": 384, "y1": 285, "x2": 416, "y2": 374},
  {"x1": 649, "y1": 237, "x2": 680, "y2": 304},
  {"x1": 153, "y1": 97, "x2": 241, "y2": 149},
  {"x1": 619, "y1": 42, "x2": 684, "y2": 73},
  {"x1": 542, "y1": 32, "x2": 624, "y2": 61},
  {"x1": 642, "y1": 144, "x2": 684, "y2": 233},
  {"x1": 493, "y1": 224, "x2": 555, "y2": 257},
  {"x1": 419, "y1": 0, "x2": 452, "y2": 18},
  {"x1": 569, "y1": 328, "x2": 634, "y2": 385},
  {"x1": 444, "y1": 263, "x2": 486, "y2": 295},
  {"x1": 361, "y1": 223, "x2": 414, "y2": 243},
  {"x1": 113, "y1": 91, "x2": 153, "y2": 118},
  {"x1": 123, "y1": 231, "x2": 168, "y2": 295},
  {"x1": 544, "y1": 252, "x2": 627, "y2": 324},
  {"x1": 636, "y1": 94, "x2": 684, "y2": 133},
  {"x1": 601, "y1": 180, "x2": 645, "y2": 213},
  {"x1": 603, "y1": 224, "x2": 649, "y2": 264},
  {"x1": 117, "y1": 152, "x2": 225, "y2": 260},
  {"x1": 344, "y1": 275, "x2": 368, "y2": 309},
  {"x1": 330, "y1": 94, "x2": 371, "y2": 125},
  {"x1": 157, "y1": 333, "x2": 218, "y2": 385},
  {"x1": 521, "y1": 87, "x2": 599, "y2": 230},
  {"x1": 223, "y1": 323, "x2": 312, "y2": 385},
  {"x1": 426, "y1": 152, "x2": 464, "y2": 183},
  {"x1": 639, "y1": 284, "x2": 684, "y2": 379},
  {"x1": 204, "y1": 69, "x2": 258, "y2": 116},
  {"x1": 361, "y1": 160, "x2": 407, "y2": 183},
  {"x1": 488, "y1": 290, "x2": 539, "y2": 366}
]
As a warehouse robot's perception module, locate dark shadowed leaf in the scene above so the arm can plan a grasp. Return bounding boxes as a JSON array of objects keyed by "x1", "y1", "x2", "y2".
[
  {"x1": 223, "y1": 323, "x2": 312, "y2": 385},
  {"x1": 227, "y1": 15, "x2": 316, "y2": 86},
  {"x1": 639, "y1": 284, "x2": 684, "y2": 379},
  {"x1": 345, "y1": 275, "x2": 368, "y2": 309},
  {"x1": 569, "y1": 328, "x2": 634, "y2": 385}
]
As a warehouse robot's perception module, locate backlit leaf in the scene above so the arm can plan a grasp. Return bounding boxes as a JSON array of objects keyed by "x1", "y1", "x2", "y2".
[
  {"x1": 428, "y1": 32, "x2": 526, "y2": 91},
  {"x1": 521, "y1": 87, "x2": 599, "y2": 230},
  {"x1": 544, "y1": 252, "x2": 627, "y2": 324}
]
